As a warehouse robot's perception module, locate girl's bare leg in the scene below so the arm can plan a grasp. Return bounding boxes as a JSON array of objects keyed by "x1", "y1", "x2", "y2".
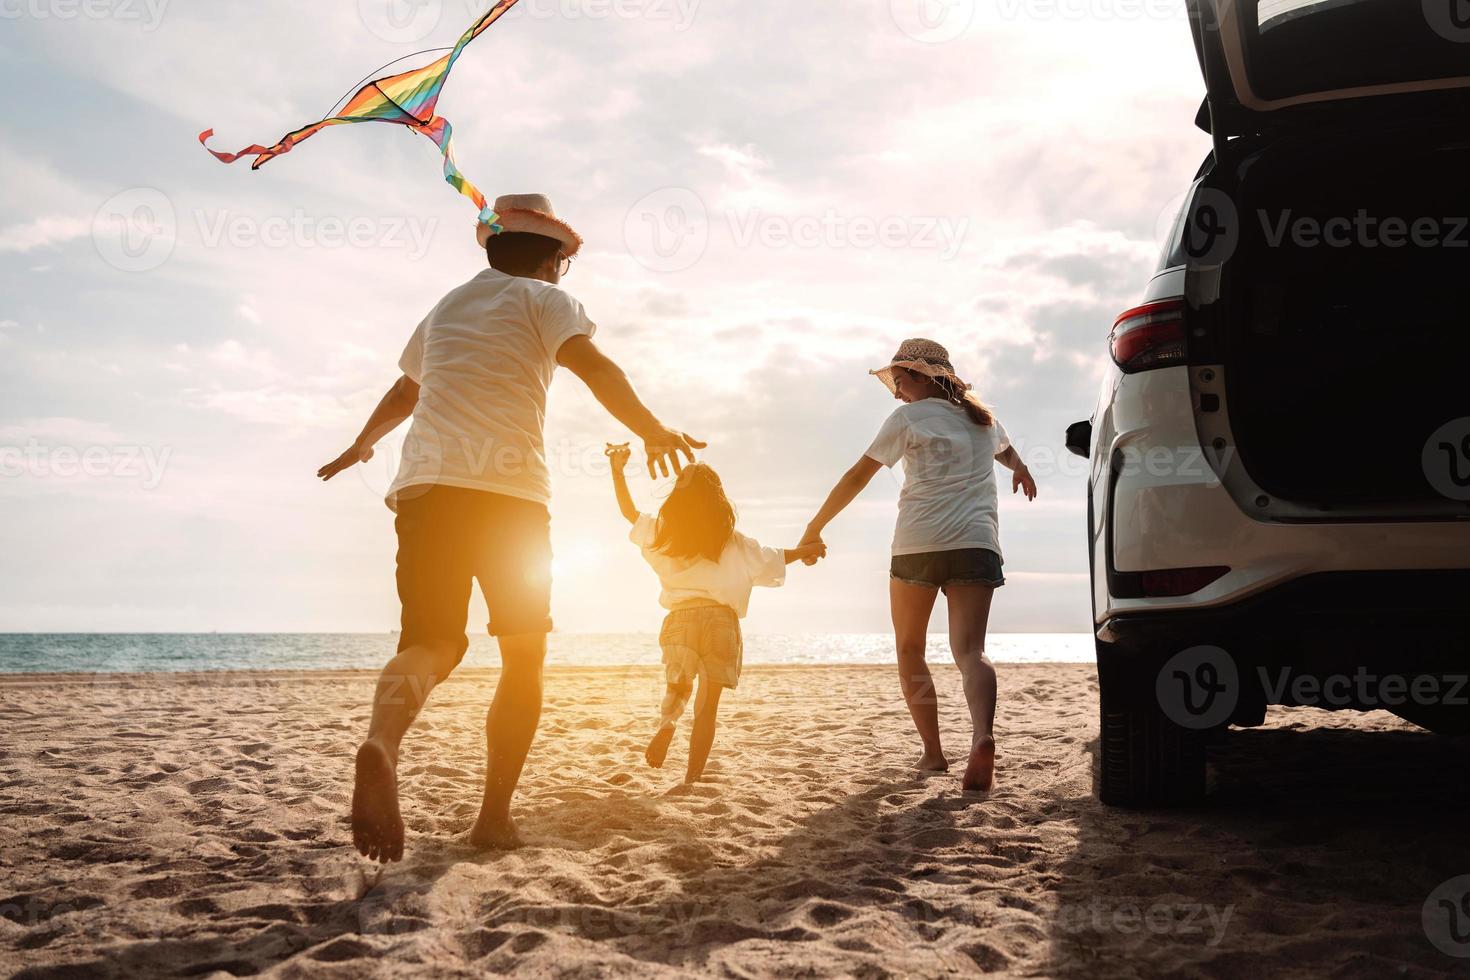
[
  {"x1": 684, "y1": 678, "x2": 723, "y2": 783},
  {"x1": 646, "y1": 680, "x2": 692, "y2": 769},
  {"x1": 946, "y1": 583, "x2": 998, "y2": 791},
  {"x1": 890, "y1": 578, "x2": 945, "y2": 771}
]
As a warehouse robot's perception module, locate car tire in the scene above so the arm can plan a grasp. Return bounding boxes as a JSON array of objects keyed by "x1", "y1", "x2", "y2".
[{"x1": 1097, "y1": 650, "x2": 1208, "y2": 807}]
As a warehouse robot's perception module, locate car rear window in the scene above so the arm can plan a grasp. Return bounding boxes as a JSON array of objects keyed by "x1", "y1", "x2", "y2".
[{"x1": 1243, "y1": 0, "x2": 1470, "y2": 100}]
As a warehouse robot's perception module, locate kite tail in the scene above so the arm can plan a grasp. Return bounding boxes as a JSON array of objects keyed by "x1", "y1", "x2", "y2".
[
  {"x1": 199, "y1": 125, "x2": 331, "y2": 170},
  {"x1": 421, "y1": 117, "x2": 501, "y2": 232}
]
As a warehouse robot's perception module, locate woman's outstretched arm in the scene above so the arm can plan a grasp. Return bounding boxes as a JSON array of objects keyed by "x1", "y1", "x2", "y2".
[
  {"x1": 995, "y1": 445, "x2": 1038, "y2": 501},
  {"x1": 801, "y1": 455, "x2": 884, "y2": 550}
]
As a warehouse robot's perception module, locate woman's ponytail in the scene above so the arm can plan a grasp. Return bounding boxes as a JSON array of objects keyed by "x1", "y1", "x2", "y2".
[{"x1": 933, "y1": 375, "x2": 994, "y2": 427}]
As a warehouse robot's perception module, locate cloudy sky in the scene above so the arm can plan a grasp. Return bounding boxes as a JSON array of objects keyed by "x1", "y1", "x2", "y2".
[{"x1": 0, "y1": 0, "x2": 1211, "y2": 635}]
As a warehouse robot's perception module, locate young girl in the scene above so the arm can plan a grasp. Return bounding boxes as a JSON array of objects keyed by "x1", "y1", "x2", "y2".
[
  {"x1": 607, "y1": 444, "x2": 825, "y2": 783},
  {"x1": 799, "y1": 340, "x2": 1037, "y2": 792}
]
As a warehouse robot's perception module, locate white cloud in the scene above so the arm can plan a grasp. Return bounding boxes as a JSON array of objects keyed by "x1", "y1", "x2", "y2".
[{"x1": 0, "y1": 215, "x2": 91, "y2": 253}]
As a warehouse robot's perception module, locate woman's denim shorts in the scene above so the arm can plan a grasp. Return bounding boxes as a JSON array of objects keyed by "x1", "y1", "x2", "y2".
[{"x1": 890, "y1": 548, "x2": 1005, "y2": 593}]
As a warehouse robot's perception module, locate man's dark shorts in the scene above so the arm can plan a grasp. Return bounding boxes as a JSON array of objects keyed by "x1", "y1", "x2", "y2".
[{"x1": 394, "y1": 484, "x2": 553, "y2": 660}]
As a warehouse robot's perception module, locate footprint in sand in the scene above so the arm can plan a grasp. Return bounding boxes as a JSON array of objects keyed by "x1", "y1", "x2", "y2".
[{"x1": 186, "y1": 776, "x2": 231, "y2": 795}]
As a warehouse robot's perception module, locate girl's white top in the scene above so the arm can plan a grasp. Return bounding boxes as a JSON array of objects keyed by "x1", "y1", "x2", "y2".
[
  {"x1": 629, "y1": 514, "x2": 786, "y2": 618},
  {"x1": 864, "y1": 400, "x2": 1011, "y2": 558}
]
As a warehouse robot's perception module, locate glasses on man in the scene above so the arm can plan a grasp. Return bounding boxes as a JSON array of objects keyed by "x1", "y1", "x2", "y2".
[{"x1": 557, "y1": 253, "x2": 573, "y2": 277}]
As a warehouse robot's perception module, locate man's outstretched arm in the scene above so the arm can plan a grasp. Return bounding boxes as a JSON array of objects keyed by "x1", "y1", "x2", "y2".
[
  {"x1": 317, "y1": 374, "x2": 420, "y2": 481},
  {"x1": 557, "y1": 336, "x2": 705, "y2": 479}
]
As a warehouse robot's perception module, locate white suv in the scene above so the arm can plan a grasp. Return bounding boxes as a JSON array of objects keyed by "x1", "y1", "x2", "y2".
[{"x1": 1070, "y1": 0, "x2": 1470, "y2": 806}]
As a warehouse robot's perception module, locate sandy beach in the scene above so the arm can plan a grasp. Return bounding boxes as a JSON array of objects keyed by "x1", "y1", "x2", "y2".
[{"x1": 2, "y1": 662, "x2": 1467, "y2": 978}]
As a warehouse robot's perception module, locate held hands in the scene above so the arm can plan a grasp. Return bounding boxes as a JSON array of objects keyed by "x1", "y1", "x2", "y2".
[
  {"x1": 793, "y1": 540, "x2": 828, "y2": 565},
  {"x1": 798, "y1": 528, "x2": 826, "y2": 567},
  {"x1": 1013, "y1": 464, "x2": 1038, "y2": 501},
  {"x1": 318, "y1": 443, "x2": 373, "y2": 481}
]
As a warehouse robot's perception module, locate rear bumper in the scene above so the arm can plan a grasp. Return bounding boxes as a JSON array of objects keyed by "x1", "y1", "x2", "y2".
[{"x1": 1097, "y1": 569, "x2": 1470, "y2": 716}]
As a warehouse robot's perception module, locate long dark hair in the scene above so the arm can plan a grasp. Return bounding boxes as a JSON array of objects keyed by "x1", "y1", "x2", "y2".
[
  {"x1": 896, "y1": 367, "x2": 996, "y2": 427},
  {"x1": 652, "y1": 463, "x2": 737, "y2": 563}
]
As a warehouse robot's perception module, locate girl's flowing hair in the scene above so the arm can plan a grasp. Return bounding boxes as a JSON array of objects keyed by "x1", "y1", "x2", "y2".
[{"x1": 653, "y1": 463, "x2": 737, "y2": 563}]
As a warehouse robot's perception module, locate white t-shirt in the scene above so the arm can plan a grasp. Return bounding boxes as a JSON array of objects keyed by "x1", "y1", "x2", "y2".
[
  {"x1": 386, "y1": 269, "x2": 597, "y2": 511},
  {"x1": 629, "y1": 513, "x2": 787, "y2": 618},
  {"x1": 864, "y1": 400, "x2": 1012, "y2": 558}
]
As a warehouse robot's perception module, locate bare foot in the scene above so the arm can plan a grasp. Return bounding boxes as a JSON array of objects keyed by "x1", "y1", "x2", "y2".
[
  {"x1": 468, "y1": 815, "x2": 524, "y2": 851},
  {"x1": 645, "y1": 724, "x2": 675, "y2": 769},
  {"x1": 963, "y1": 736, "x2": 996, "y2": 792},
  {"x1": 916, "y1": 750, "x2": 949, "y2": 773},
  {"x1": 352, "y1": 741, "x2": 404, "y2": 864}
]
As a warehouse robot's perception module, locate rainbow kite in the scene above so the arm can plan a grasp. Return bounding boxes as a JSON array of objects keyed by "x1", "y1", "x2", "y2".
[{"x1": 200, "y1": 0, "x2": 521, "y2": 230}]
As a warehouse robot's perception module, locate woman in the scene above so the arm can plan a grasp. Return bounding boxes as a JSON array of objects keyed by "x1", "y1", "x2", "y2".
[{"x1": 801, "y1": 339, "x2": 1037, "y2": 791}]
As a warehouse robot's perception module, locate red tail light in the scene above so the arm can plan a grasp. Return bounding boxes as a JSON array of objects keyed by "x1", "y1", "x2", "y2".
[
  {"x1": 1110, "y1": 299, "x2": 1186, "y2": 373},
  {"x1": 1139, "y1": 566, "x2": 1229, "y2": 597}
]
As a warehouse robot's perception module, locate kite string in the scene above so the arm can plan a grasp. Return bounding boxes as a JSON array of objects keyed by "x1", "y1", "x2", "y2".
[{"x1": 322, "y1": 46, "x2": 454, "y2": 118}]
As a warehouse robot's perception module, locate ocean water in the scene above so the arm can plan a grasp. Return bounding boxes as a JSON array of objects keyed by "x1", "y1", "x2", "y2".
[{"x1": 0, "y1": 633, "x2": 1093, "y2": 674}]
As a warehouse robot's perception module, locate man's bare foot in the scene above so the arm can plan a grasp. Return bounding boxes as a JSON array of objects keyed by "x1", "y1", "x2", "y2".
[
  {"x1": 352, "y1": 741, "x2": 404, "y2": 864},
  {"x1": 645, "y1": 724, "x2": 675, "y2": 769},
  {"x1": 468, "y1": 814, "x2": 524, "y2": 851},
  {"x1": 916, "y1": 750, "x2": 949, "y2": 773},
  {"x1": 963, "y1": 735, "x2": 996, "y2": 792}
]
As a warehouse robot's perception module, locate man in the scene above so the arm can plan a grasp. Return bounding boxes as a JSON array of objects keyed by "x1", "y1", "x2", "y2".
[{"x1": 318, "y1": 194, "x2": 701, "y2": 862}]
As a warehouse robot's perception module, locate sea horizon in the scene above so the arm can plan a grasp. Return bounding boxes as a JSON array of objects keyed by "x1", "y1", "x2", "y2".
[{"x1": 0, "y1": 632, "x2": 1094, "y2": 674}]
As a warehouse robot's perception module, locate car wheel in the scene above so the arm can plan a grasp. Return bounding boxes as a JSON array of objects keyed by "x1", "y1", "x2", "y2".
[{"x1": 1097, "y1": 644, "x2": 1208, "y2": 807}]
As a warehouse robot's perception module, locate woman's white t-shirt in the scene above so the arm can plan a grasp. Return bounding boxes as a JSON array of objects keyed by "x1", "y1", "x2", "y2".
[
  {"x1": 864, "y1": 400, "x2": 1011, "y2": 558},
  {"x1": 629, "y1": 514, "x2": 787, "y2": 618}
]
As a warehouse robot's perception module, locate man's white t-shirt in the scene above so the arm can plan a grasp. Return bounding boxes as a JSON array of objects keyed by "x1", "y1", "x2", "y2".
[
  {"x1": 386, "y1": 269, "x2": 597, "y2": 511},
  {"x1": 864, "y1": 400, "x2": 1012, "y2": 558},
  {"x1": 629, "y1": 513, "x2": 787, "y2": 618}
]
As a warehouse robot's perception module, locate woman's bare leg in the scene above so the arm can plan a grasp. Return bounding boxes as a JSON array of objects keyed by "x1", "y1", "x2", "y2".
[
  {"x1": 946, "y1": 583, "x2": 998, "y2": 791},
  {"x1": 890, "y1": 578, "x2": 945, "y2": 771},
  {"x1": 646, "y1": 680, "x2": 692, "y2": 769},
  {"x1": 684, "y1": 678, "x2": 724, "y2": 783}
]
